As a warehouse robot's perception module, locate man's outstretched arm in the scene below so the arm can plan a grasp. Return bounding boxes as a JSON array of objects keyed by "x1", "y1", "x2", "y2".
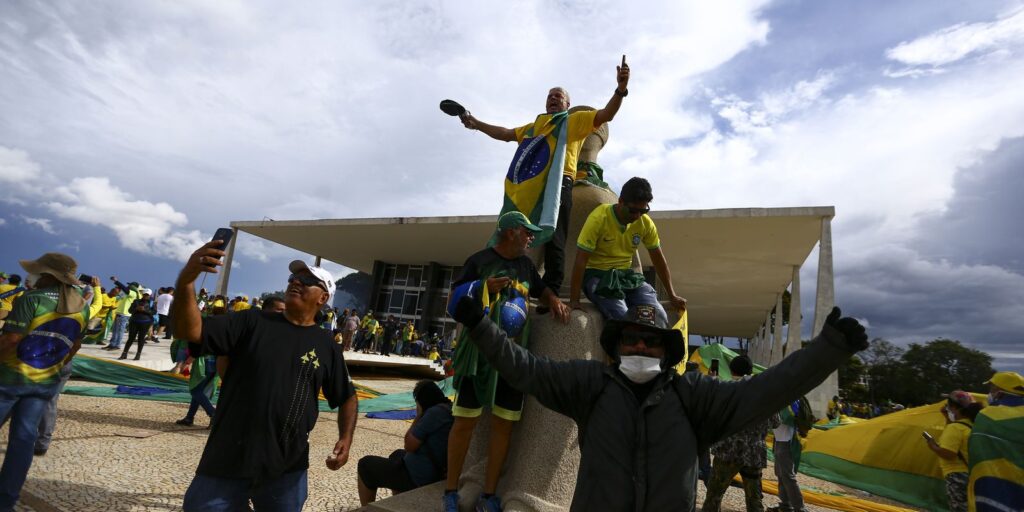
[
  {"x1": 453, "y1": 296, "x2": 603, "y2": 421},
  {"x1": 171, "y1": 240, "x2": 226, "y2": 343},
  {"x1": 460, "y1": 114, "x2": 517, "y2": 142}
]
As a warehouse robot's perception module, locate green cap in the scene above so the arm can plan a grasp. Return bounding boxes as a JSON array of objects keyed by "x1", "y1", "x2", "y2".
[
  {"x1": 497, "y1": 211, "x2": 542, "y2": 233},
  {"x1": 0, "y1": 272, "x2": 8, "y2": 279}
]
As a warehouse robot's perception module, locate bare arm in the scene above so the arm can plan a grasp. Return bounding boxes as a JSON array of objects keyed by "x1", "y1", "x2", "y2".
[
  {"x1": 216, "y1": 356, "x2": 229, "y2": 379},
  {"x1": 593, "y1": 55, "x2": 630, "y2": 127},
  {"x1": 171, "y1": 240, "x2": 226, "y2": 343},
  {"x1": 0, "y1": 332, "x2": 24, "y2": 350},
  {"x1": 649, "y1": 247, "x2": 686, "y2": 310},
  {"x1": 460, "y1": 114, "x2": 517, "y2": 142},
  {"x1": 568, "y1": 249, "x2": 590, "y2": 309},
  {"x1": 326, "y1": 393, "x2": 359, "y2": 470},
  {"x1": 926, "y1": 437, "x2": 957, "y2": 460}
]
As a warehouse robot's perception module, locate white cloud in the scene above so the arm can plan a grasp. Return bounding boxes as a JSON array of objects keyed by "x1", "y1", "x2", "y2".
[
  {"x1": 0, "y1": 146, "x2": 41, "y2": 183},
  {"x1": 0, "y1": 218, "x2": 6, "y2": 226},
  {"x1": 20, "y1": 215, "x2": 57, "y2": 235},
  {"x1": 885, "y1": 6, "x2": 1024, "y2": 68},
  {"x1": 44, "y1": 177, "x2": 206, "y2": 261}
]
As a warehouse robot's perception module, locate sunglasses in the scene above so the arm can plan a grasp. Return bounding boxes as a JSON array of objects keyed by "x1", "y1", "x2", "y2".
[
  {"x1": 627, "y1": 206, "x2": 650, "y2": 215},
  {"x1": 620, "y1": 331, "x2": 664, "y2": 348},
  {"x1": 288, "y1": 273, "x2": 327, "y2": 291}
]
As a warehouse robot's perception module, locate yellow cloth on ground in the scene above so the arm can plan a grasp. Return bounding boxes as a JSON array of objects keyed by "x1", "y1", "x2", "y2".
[{"x1": 577, "y1": 204, "x2": 660, "y2": 270}]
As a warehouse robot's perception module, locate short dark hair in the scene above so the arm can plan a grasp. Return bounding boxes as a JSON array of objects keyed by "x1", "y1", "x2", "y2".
[
  {"x1": 729, "y1": 355, "x2": 754, "y2": 377},
  {"x1": 620, "y1": 177, "x2": 653, "y2": 204},
  {"x1": 413, "y1": 380, "x2": 450, "y2": 409},
  {"x1": 7, "y1": 274, "x2": 21, "y2": 285},
  {"x1": 262, "y1": 296, "x2": 285, "y2": 311}
]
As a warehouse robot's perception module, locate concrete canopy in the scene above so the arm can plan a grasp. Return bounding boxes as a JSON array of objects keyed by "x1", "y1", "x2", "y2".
[{"x1": 232, "y1": 206, "x2": 833, "y2": 338}]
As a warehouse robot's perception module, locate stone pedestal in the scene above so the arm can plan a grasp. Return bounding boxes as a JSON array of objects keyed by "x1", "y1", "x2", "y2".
[{"x1": 363, "y1": 306, "x2": 607, "y2": 512}]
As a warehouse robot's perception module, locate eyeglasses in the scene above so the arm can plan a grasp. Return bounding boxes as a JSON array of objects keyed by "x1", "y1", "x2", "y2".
[
  {"x1": 620, "y1": 331, "x2": 664, "y2": 348},
  {"x1": 288, "y1": 273, "x2": 327, "y2": 291},
  {"x1": 627, "y1": 206, "x2": 650, "y2": 215}
]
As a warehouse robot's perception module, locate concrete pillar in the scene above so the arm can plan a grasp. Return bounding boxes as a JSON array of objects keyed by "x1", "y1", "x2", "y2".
[
  {"x1": 214, "y1": 227, "x2": 238, "y2": 296},
  {"x1": 314, "y1": 255, "x2": 322, "y2": 267},
  {"x1": 786, "y1": 265, "x2": 801, "y2": 357},
  {"x1": 771, "y1": 293, "x2": 784, "y2": 365},
  {"x1": 811, "y1": 216, "x2": 835, "y2": 336},
  {"x1": 808, "y1": 216, "x2": 837, "y2": 418}
]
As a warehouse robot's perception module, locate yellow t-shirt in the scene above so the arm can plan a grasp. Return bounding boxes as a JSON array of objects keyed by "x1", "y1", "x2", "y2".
[
  {"x1": 232, "y1": 301, "x2": 251, "y2": 312},
  {"x1": 514, "y1": 110, "x2": 597, "y2": 178},
  {"x1": 0, "y1": 284, "x2": 23, "y2": 312},
  {"x1": 937, "y1": 420, "x2": 972, "y2": 476},
  {"x1": 577, "y1": 204, "x2": 660, "y2": 271}
]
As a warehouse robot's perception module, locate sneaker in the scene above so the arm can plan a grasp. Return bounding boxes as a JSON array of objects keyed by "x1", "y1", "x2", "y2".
[
  {"x1": 475, "y1": 494, "x2": 502, "y2": 512},
  {"x1": 175, "y1": 418, "x2": 194, "y2": 426},
  {"x1": 442, "y1": 492, "x2": 459, "y2": 512},
  {"x1": 33, "y1": 447, "x2": 47, "y2": 456}
]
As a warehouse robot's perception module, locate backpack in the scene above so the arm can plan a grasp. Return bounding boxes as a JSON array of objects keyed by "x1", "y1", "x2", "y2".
[{"x1": 793, "y1": 396, "x2": 816, "y2": 437}]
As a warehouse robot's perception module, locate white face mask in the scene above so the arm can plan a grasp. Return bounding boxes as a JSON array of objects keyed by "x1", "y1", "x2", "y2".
[
  {"x1": 619, "y1": 355, "x2": 663, "y2": 384},
  {"x1": 946, "y1": 409, "x2": 957, "y2": 422}
]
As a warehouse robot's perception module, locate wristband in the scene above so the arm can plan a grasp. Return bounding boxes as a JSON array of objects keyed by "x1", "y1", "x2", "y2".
[{"x1": 614, "y1": 88, "x2": 628, "y2": 97}]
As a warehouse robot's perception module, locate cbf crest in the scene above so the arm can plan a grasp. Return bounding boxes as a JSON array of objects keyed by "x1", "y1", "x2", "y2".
[{"x1": 631, "y1": 233, "x2": 641, "y2": 247}]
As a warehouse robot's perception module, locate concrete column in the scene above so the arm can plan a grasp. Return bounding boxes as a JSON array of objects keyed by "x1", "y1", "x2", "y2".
[
  {"x1": 808, "y1": 216, "x2": 837, "y2": 418},
  {"x1": 811, "y1": 216, "x2": 835, "y2": 336},
  {"x1": 786, "y1": 265, "x2": 801, "y2": 357},
  {"x1": 314, "y1": 255, "x2": 322, "y2": 267},
  {"x1": 771, "y1": 293, "x2": 784, "y2": 365},
  {"x1": 214, "y1": 227, "x2": 238, "y2": 296}
]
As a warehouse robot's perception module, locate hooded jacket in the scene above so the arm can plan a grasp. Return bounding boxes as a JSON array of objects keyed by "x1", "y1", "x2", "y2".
[{"x1": 465, "y1": 318, "x2": 856, "y2": 512}]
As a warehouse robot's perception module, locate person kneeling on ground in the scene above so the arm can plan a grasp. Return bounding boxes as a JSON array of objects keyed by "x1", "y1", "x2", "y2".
[
  {"x1": 702, "y1": 355, "x2": 780, "y2": 512},
  {"x1": 357, "y1": 380, "x2": 454, "y2": 505},
  {"x1": 450, "y1": 298, "x2": 868, "y2": 512}
]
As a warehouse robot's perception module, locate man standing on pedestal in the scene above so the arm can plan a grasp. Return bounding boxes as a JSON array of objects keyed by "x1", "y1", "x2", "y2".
[{"x1": 459, "y1": 56, "x2": 631, "y2": 292}]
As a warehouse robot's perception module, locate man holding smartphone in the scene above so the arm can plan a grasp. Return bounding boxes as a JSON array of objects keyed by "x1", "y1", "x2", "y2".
[{"x1": 172, "y1": 238, "x2": 358, "y2": 511}]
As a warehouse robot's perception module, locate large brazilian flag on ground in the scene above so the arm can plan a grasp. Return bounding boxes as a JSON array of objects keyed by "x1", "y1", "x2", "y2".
[
  {"x1": 494, "y1": 111, "x2": 569, "y2": 247},
  {"x1": 967, "y1": 402, "x2": 1024, "y2": 512}
]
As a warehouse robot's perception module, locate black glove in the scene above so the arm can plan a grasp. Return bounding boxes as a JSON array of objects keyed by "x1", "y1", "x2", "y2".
[
  {"x1": 825, "y1": 306, "x2": 868, "y2": 351},
  {"x1": 452, "y1": 295, "x2": 485, "y2": 329}
]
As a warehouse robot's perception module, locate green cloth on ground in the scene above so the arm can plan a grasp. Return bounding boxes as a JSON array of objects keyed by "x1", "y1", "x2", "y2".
[{"x1": 583, "y1": 268, "x2": 647, "y2": 300}]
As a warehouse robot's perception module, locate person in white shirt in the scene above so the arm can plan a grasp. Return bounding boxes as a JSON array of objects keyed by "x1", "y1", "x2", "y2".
[{"x1": 155, "y1": 288, "x2": 175, "y2": 340}]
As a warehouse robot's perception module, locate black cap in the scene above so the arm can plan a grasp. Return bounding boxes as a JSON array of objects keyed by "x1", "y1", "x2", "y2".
[{"x1": 599, "y1": 304, "x2": 685, "y2": 367}]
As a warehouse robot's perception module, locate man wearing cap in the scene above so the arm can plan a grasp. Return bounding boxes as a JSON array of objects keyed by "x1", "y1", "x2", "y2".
[
  {"x1": 442, "y1": 211, "x2": 570, "y2": 512},
  {"x1": 967, "y1": 371, "x2": 1024, "y2": 512},
  {"x1": 569, "y1": 177, "x2": 687, "y2": 323},
  {"x1": 0, "y1": 253, "x2": 101, "y2": 509},
  {"x1": 105, "y1": 277, "x2": 140, "y2": 352},
  {"x1": 119, "y1": 288, "x2": 155, "y2": 360},
  {"x1": 450, "y1": 295, "x2": 868, "y2": 512},
  {"x1": 460, "y1": 57, "x2": 631, "y2": 294},
  {"x1": 172, "y1": 241, "x2": 358, "y2": 511}
]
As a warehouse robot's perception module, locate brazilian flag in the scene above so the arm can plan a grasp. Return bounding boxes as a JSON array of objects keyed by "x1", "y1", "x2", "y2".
[
  {"x1": 967, "y1": 403, "x2": 1024, "y2": 512},
  {"x1": 492, "y1": 111, "x2": 569, "y2": 247}
]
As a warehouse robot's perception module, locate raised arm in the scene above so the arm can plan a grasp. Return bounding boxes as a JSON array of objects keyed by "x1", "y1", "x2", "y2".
[
  {"x1": 453, "y1": 297, "x2": 604, "y2": 421},
  {"x1": 460, "y1": 114, "x2": 517, "y2": 142},
  {"x1": 171, "y1": 240, "x2": 226, "y2": 343},
  {"x1": 568, "y1": 249, "x2": 590, "y2": 310},
  {"x1": 593, "y1": 55, "x2": 630, "y2": 127}
]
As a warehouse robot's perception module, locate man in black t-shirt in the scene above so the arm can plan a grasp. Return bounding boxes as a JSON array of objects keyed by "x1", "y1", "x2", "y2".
[
  {"x1": 443, "y1": 211, "x2": 570, "y2": 512},
  {"x1": 172, "y1": 242, "x2": 358, "y2": 512}
]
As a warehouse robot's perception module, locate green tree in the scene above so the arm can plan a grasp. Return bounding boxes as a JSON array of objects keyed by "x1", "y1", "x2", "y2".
[{"x1": 896, "y1": 339, "x2": 994, "y2": 405}]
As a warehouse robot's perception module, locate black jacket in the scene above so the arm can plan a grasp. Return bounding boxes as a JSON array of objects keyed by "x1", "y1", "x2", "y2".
[{"x1": 466, "y1": 319, "x2": 856, "y2": 512}]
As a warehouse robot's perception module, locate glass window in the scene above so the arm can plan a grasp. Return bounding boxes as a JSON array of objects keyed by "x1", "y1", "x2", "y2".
[
  {"x1": 389, "y1": 290, "x2": 405, "y2": 313},
  {"x1": 394, "y1": 265, "x2": 409, "y2": 286},
  {"x1": 376, "y1": 290, "x2": 391, "y2": 313},
  {"x1": 408, "y1": 267, "x2": 422, "y2": 288},
  {"x1": 403, "y1": 291, "x2": 419, "y2": 316},
  {"x1": 382, "y1": 265, "x2": 396, "y2": 285}
]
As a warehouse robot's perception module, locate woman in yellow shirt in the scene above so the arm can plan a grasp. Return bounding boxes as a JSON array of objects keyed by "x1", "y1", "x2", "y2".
[{"x1": 924, "y1": 390, "x2": 984, "y2": 512}]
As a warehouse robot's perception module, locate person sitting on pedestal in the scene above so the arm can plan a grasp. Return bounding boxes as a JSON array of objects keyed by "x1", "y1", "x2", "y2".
[{"x1": 569, "y1": 177, "x2": 687, "y2": 323}]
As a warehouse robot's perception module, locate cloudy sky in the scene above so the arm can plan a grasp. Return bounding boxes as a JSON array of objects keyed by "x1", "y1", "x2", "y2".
[{"x1": 2, "y1": 1, "x2": 1022, "y2": 371}]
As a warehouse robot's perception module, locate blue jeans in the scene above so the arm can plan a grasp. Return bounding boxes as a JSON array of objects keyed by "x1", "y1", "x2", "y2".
[
  {"x1": 35, "y1": 364, "x2": 73, "y2": 452},
  {"x1": 0, "y1": 383, "x2": 59, "y2": 509},
  {"x1": 583, "y1": 277, "x2": 667, "y2": 324},
  {"x1": 185, "y1": 372, "x2": 217, "y2": 421},
  {"x1": 183, "y1": 469, "x2": 308, "y2": 511},
  {"x1": 109, "y1": 314, "x2": 129, "y2": 348}
]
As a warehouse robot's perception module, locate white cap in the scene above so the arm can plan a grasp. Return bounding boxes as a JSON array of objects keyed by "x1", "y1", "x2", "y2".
[
  {"x1": 141, "y1": 288, "x2": 153, "y2": 295},
  {"x1": 288, "y1": 260, "x2": 335, "y2": 303}
]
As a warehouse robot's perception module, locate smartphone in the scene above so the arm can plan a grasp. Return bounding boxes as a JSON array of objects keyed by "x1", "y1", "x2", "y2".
[
  {"x1": 922, "y1": 431, "x2": 934, "y2": 442},
  {"x1": 211, "y1": 228, "x2": 234, "y2": 248},
  {"x1": 709, "y1": 359, "x2": 720, "y2": 376},
  {"x1": 78, "y1": 274, "x2": 93, "y2": 284}
]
